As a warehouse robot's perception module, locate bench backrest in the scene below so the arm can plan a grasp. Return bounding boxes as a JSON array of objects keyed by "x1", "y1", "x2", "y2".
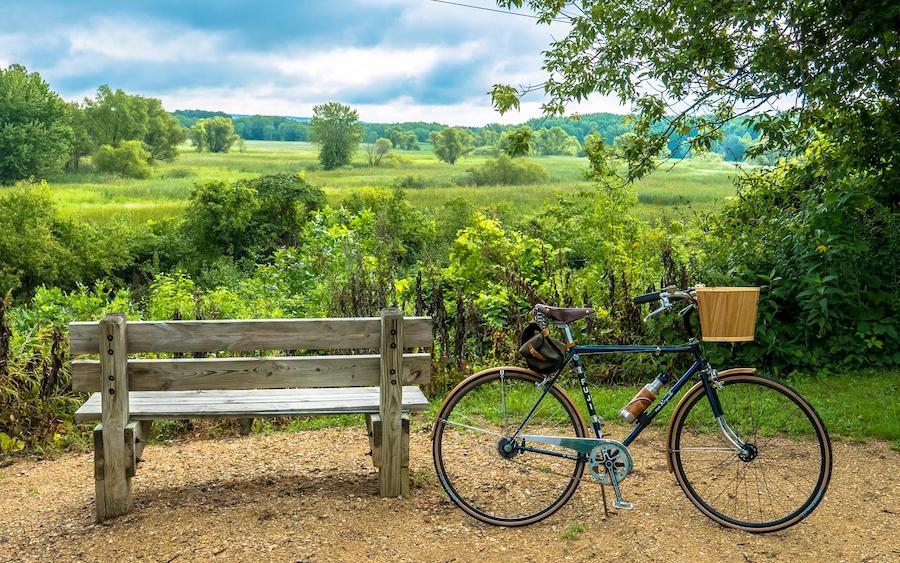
[{"x1": 70, "y1": 311, "x2": 433, "y2": 393}]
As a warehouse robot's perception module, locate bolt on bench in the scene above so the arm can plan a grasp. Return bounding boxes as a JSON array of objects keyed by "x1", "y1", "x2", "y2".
[{"x1": 69, "y1": 309, "x2": 432, "y2": 522}]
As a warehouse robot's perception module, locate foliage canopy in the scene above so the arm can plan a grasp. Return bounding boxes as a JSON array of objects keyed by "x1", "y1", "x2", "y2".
[
  {"x1": 310, "y1": 102, "x2": 362, "y2": 170},
  {"x1": 0, "y1": 65, "x2": 73, "y2": 184}
]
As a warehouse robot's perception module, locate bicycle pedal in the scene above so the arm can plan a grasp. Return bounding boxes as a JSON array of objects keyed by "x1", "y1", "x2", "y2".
[{"x1": 613, "y1": 499, "x2": 634, "y2": 510}]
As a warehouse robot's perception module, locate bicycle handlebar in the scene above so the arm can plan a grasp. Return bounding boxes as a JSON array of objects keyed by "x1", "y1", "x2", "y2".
[{"x1": 632, "y1": 291, "x2": 661, "y2": 305}]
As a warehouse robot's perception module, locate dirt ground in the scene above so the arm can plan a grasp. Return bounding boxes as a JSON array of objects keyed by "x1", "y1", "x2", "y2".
[{"x1": 0, "y1": 421, "x2": 897, "y2": 563}]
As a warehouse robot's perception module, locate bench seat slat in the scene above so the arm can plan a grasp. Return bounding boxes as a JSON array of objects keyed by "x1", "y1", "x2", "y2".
[{"x1": 74, "y1": 387, "x2": 430, "y2": 421}]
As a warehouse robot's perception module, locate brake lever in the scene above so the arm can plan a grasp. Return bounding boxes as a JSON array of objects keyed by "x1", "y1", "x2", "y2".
[{"x1": 643, "y1": 304, "x2": 668, "y2": 322}]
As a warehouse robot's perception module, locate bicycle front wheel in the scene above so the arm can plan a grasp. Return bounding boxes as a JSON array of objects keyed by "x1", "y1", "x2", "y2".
[
  {"x1": 433, "y1": 366, "x2": 587, "y2": 526},
  {"x1": 668, "y1": 372, "x2": 832, "y2": 532}
]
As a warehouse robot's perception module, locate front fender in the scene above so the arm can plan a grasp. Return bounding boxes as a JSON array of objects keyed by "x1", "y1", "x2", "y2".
[{"x1": 664, "y1": 367, "x2": 757, "y2": 472}]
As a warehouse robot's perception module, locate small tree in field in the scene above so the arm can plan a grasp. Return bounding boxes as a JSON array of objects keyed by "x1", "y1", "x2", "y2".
[
  {"x1": 310, "y1": 102, "x2": 362, "y2": 170},
  {"x1": 190, "y1": 117, "x2": 239, "y2": 153},
  {"x1": 367, "y1": 138, "x2": 393, "y2": 166},
  {"x1": 430, "y1": 127, "x2": 473, "y2": 165}
]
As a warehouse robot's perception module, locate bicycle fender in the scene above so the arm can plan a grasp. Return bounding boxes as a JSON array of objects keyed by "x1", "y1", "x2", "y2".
[
  {"x1": 664, "y1": 367, "x2": 757, "y2": 473},
  {"x1": 429, "y1": 365, "x2": 587, "y2": 441}
]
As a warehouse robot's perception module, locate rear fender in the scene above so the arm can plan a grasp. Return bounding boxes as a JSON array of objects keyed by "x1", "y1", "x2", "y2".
[{"x1": 430, "y1": 365, "x2": 587, "y2": 440}]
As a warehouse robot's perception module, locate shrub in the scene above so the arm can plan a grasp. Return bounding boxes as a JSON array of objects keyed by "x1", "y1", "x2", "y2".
[
  {"x1": 161, "y1": 167, "x2": 194, "y2": 179},
  {"x1": 91, "y1": 140, "x2": 152, "y2": 178},
  {"x1": 183, "y1": 173, "x2": 326, "y2": 264},
  {"x1": 0, "y1": 183, "x2": 132, "y2": 295},
  {"x1": 465, "y1": 154, "x2": 549, "y2": 186},
  {"x1": 699, "y1": 138, "x2": 900, "y2": 371}
]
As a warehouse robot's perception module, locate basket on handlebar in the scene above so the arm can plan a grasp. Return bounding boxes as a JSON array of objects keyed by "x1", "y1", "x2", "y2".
[{"x1": 695, "y1": 286, "x2": 760, "y2": 342}]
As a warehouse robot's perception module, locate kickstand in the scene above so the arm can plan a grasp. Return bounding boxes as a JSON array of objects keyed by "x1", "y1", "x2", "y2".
[{"x1": 600, "y1": 483, "x2": 609, "y2": 518}]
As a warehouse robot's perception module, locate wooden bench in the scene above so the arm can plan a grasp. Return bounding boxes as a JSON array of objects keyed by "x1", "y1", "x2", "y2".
[{"x1": 69, "y1": 309, "x2": 433, "y2": 522}]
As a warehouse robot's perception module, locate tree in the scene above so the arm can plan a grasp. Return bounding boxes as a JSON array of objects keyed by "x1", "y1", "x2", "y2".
[
  {"x1": 92, "y1": 140, "x2": 152, "y2": 178},
  {"x1": 386, "y1": 128, "x2": 419, "y2": 150},
  {"x1": 80, "y1": 85, "x2": 184, "y2": 162},
  {"x1": 367, "y1": 138, "x2": 393, "y2": 166},
  {"x1": 474, "y1": 128, "x2": 501, "y2": 148},
  {"x1": 493, "y1": 0, "x2": 900, "y2": 370},
  {"x1": 494, "y1": 0, "x2": 900, "y2": 179},
  {"x1": 532, "y1": 126, "x2": 580, "y2": 156},
  {"x1": 65, "y1": 103, "x2": 92, "y2": 170},
  {"x1": 143, "y1": 98, "x2": 186, "y2": 161},
  {"x1": 0, "y1": 65, "x2": 72, "y2": 184},
  {"x1": 500, "y1": 127, "x2": 533, "y2": 157},
  {"x1": 189, "y1": 117, "x2": 239, "y2": 153},
  {"x1": 309, "y1": 102, "x2": 362, "y2": 169},
  {"x1": 430, "y1": 127, "x2": 473, "y2": 164},
  {"x1": 82, "y1": 85, "x2": 146, "y2": 148}
]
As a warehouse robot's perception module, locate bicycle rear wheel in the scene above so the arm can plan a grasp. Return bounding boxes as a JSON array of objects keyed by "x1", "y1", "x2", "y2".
[
  {"x1": 432, "y1": 366, "x2": 587, "y2": 526},
  {"x1": 668, "y1": 372, "x2": 832, "y2": 532}
]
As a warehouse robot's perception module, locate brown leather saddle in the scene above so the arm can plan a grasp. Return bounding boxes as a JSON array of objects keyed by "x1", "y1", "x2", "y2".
[{"x1": 534, "y1": 304, "x2": 596, "y2": 323}]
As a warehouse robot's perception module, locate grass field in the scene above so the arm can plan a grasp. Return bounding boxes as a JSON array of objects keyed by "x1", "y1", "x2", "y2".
[{"x1": 49, "y1": 140, "x2": 743, "y2": 224}]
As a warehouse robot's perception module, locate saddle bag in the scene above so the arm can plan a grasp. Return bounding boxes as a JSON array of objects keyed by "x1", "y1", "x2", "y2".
[{"x1": 518, "y1": 322, "x2": 566, "y2": 374}]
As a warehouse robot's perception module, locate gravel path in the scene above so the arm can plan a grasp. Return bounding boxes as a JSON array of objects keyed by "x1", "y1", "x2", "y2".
[{"x1": 0, "y1": 420, "x2": 897, "y2": 562}]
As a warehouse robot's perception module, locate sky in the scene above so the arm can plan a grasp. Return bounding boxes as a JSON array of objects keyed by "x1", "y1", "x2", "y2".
[{"x1": 0, "y1": 0, "x2": 626, "y2": 126}]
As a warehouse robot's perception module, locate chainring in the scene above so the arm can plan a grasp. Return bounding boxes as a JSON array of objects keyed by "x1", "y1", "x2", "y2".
[{"x1": 587, "y1": 440, "x2": 633, "y2": 485}]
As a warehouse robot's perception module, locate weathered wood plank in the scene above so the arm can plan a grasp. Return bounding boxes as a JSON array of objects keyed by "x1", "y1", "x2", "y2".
[
  {"x1": 70, "y1": 317, "x2": 433, "y2": 354},
  {"x1": 74, "y1": 386, "x2": 430, "y2": 421},
  {"x1": 368, "y1": 413, "x2": 410, "y2": 468},
  {"x1": 71, "y1": 353, "x2": 431, "y2": 392},
  {"x1": 379, "y1": 309, "x2": 404, "y2": 497},
  {"x1": 98, "y1": 313, "x2": 132, "y2": 521}
]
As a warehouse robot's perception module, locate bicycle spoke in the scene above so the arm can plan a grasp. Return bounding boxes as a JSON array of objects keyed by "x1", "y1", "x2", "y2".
[
  {"x1": 672, "y1": 375, "x2": 830, "y2": 530},
  {"x1": 435, "y1": 371, "x2": 586, "y2": 524}
]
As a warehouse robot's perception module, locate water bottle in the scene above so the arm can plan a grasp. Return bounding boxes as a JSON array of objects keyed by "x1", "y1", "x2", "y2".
[{"x1": 619, "y1": 372, "x2": 669, "y2": 423}]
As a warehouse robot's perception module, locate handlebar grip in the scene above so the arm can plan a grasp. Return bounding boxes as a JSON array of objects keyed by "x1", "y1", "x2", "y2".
[{"x1": 632, "y1": 291, "x2": 661, "y2": 305}]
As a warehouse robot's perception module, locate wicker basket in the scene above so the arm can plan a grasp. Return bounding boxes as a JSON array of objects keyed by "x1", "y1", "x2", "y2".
[{"x1": 696, "y1": 286, "x2": 760, "y2": 342}]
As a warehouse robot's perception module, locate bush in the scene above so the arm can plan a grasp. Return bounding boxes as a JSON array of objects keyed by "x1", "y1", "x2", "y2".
[
  {"x1": 0, "y1": 183, "x2": 132, "y2": 295},
  {"x1": 161, "y1": 167, "x2": 194, "y2": 179},
  {"x1": 91, "y1": 141, "x2": 152, "y2": 178},
  {"x1": 183, "y1": 173, "x2": 326, "y2": 264},
  {"x1": 699, "y1": 138, "x2": 900, "y2": 371},
  {"x1": 464, "y1": 154, "x2": 550, "y2": 186}
]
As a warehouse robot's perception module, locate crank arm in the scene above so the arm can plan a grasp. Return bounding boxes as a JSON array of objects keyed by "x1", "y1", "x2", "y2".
[{"x1": 602, "y1": 455, "x2": 634, "y2": 510}]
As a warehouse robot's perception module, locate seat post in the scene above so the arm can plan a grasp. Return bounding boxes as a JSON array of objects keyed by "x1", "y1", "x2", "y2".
[{"x1": 560, "y1": 323, "x2": 576, "y2": 346}]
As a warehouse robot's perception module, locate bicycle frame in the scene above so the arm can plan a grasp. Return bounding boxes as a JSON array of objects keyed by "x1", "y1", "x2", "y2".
[{"x1": 510, "y1": 321, "x2": 730, "y2": 457}]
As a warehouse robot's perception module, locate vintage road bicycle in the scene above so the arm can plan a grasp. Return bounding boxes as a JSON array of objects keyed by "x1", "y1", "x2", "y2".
[{"x1": 432, "y1": 287, "x2": 832, "y2": 531}]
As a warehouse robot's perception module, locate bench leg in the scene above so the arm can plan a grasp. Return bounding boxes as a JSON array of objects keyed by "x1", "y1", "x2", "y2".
[
  {"x1": 367, "y1": 414, "x2": 410, "y2": 497},
  {"x1": 93, "y1": 423, "x2": 133, "y2": 523},
  {"x1": 238, "y1": 418, "x2": 253, "y2": 436}
]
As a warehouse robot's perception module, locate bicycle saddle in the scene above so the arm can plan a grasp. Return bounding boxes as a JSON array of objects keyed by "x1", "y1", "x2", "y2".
[{"x1": 534, "y1": 304, "x2": 595, "y2": 323}]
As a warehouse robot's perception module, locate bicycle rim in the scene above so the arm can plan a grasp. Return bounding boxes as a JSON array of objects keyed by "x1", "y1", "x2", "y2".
[
  {"x1": 669, "y1": 373, "x2": 832, "y2": 532},
  {"x1": 432, "y1": 367, "x2": 587, "y2": 526}
]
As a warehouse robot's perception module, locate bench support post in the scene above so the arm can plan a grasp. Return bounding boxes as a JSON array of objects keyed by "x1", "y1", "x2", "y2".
[
  {"x1": 96, "y1": 313, "x2": 132, "y2": 522},
  {"x1": 366, "y1": 413, "x2": 410, "y2": 496},
  {"x1": 379, "y1": 308, "x2": 405, "y2": 497}
]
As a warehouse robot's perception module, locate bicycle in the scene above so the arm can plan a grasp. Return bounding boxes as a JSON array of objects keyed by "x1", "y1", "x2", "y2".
[{"x1": 431, "y1": 286, "x2": 832, "y2": 531}]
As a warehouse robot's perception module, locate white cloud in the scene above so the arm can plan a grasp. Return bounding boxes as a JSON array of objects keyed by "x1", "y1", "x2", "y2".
[
  {"x1": 251, "y1": 41, "x2": 483, "y2": 96},
  {"x1": 5, "y1": 4, "x2": 627, "y2": 125},
  {"x1": 66, "y1": 18, "x2": 226, "y2": 63}
]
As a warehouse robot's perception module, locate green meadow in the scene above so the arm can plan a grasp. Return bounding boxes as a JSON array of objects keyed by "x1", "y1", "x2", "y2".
[{"x1": 49, "y1": 140, "x2": 741, "y2": 224}]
